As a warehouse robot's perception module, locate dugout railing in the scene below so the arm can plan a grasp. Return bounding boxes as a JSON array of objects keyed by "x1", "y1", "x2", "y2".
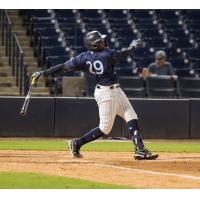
[{"x1": 0, "y1": 9, "x2": 26, "y2": 95}]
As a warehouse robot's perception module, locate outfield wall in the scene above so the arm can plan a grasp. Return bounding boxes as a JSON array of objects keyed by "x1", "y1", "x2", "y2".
[{"x1": 0, "y1": 97, "x2": 199, "y2": 139}]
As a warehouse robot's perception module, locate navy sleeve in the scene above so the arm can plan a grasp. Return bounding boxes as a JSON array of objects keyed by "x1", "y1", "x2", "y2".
[
  {"x1": 43, "y1": 53, "x2": 86, "y2": 77},
  {"x1": 64, "y1": 53, "x2": 86, "y2": 72},
  {"x1": 109, "y1": 47, "x2": 134, "y2": 64}
]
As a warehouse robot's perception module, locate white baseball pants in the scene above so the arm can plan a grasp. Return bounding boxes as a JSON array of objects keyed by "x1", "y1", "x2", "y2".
[{"x1": 94, "y1": 84, "x2": 138, "y2": 134}]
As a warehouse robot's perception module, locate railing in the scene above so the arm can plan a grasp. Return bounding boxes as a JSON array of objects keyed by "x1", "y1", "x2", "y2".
[{"x1": 0, "y1": 9, "x2": 26, "y2": 95}]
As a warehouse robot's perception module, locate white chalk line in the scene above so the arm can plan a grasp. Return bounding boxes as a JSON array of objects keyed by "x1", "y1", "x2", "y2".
[
  {"x1": 1, "y1": 152, "x2": 200, "y2": 181},
  {"x1": 91, "y1": 163, "x2": 200, "y2": 181}
]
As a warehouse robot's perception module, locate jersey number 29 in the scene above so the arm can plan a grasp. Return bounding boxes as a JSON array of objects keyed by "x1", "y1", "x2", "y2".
[{"x1": 87, "y1": 60, "x2": 104, "y2": 75}]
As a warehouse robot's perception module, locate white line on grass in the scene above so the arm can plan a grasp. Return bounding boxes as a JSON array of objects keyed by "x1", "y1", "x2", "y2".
[{"x1": 92, "y1": 163, "x2": 200, "y2": 181}]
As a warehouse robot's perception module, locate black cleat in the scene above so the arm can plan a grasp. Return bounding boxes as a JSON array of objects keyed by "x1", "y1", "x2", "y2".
[
  {"x1": 134, "y1": 148, "x2": 158, "y2": 160},
  {"x1": 68, "y1": 139, "x2": 83, "y2": 158}
]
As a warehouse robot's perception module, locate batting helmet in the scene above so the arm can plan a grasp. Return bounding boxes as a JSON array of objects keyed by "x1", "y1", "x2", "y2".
[{"x1": 84, "y1": 31, "x2": 107, "y2": 51}]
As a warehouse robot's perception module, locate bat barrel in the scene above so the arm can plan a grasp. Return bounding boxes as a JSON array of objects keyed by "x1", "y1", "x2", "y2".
[{"x1": 20, "y1": 96, "x2": 30, "y2": 117}]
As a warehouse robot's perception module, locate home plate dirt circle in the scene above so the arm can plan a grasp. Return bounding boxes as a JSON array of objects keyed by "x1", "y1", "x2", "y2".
[{"x1": 0, "y1": 150, "x2": 200, "y2": 188}]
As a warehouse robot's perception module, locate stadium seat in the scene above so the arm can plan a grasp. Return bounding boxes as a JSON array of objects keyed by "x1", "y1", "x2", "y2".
[
  {"x1": 178, "y1": 77, "x2": 200, "y2": 97},
  {"x1": 40, "y1": 46, "x2": 68, "y2": 66},
  {"x1": 20, "y1": 9, "x2": 200, "y2": 97},
  {"x1": 119, "y1": 76, "x2": 146, "y2": 97},
  {"x1": 175, "y1": 68, "x2": 195, "y2": 77},
  {"x1": 146, "y1": 76, "x2": 177, "y2": 98},
  {"x1": 158, "y1": 10, "x2": 180, "y2": 22}
]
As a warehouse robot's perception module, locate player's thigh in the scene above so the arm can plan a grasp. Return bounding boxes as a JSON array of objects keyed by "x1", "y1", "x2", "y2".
[
  {"x1": 117, "y1": 88, "x2": 138, "y2": 122},
  {"x1": 95, "y1": 89, "x2": 117, "y2": 134}
]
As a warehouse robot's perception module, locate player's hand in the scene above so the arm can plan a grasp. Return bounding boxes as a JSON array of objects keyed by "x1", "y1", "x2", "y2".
[
  {"x1": 31, "y1": 71, "x2": 44, "y2": 82},
  {"x1": 130, "y1": 39, "x2": 143, "y2": 49}
]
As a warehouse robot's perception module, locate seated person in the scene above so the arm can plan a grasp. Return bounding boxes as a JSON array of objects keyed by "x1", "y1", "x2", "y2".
[{"x1": 142, "y1": 50, "x2": 177, "y2": 79}]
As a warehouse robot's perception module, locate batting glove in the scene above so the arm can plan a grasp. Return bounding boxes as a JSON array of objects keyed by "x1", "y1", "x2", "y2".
[
  {"x1": 31, "y1": 71, "x2": 44, "y2": 81},
  {"x1": 130, "y1": 39, "x2": 143, "y2": 49}
]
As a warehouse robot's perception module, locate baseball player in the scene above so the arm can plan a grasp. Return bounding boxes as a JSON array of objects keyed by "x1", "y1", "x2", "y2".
[{"x1": 32, "y1": 31, "x2": 158, "y2": 160}]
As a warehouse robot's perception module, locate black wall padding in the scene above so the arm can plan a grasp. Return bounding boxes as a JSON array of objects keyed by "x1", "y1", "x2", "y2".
[
  {"x1": 55, "y1": 98, "x2": 122, "y2": 137},
  {"x1": 0, "y1": 97, "x2": 55, "y2": 137},
  {"x1": 0, "y1": 97, "x2": 194, "y2": 139},
  {"x1": 121, "y1": 99, "x2": 190, "y2": 139},
  {"x1": 190, "y1": 99, "x2": 200, "y2": 139}
]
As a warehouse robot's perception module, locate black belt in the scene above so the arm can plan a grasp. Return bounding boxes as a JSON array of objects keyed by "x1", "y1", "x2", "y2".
[{"x1": 96, "y1": 84, "x2": 120, "y2": 89}]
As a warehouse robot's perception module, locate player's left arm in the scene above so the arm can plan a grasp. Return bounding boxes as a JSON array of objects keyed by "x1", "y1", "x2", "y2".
[{"x1": 110, "y1": 39, "x2": 143, "y2": 64}]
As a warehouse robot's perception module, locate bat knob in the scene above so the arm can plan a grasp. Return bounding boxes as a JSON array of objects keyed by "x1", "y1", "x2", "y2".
[{"x1": 20, "y1": 111, "x2": 26, "y2": 117}]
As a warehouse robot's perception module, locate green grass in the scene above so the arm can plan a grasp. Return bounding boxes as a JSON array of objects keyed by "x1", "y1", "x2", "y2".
[
  {"x1": 0, "y1": 139, "x2": 200, "y2": 153},
  {"x1": 0, "y1": 172, "x2": 134, "y2": 189}
]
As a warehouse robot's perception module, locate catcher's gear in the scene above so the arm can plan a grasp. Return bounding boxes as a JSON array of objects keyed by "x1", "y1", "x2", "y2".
[
  {"x1": 68, "y1": 139, "x2": 83, "y2": 158},
  {"x1": 84, "y1": 31, "x2": 107, "y2": 51},
  {"x1": 134, "y1": 148, "x2": 159, "y2": 160},
  {"x1": 129, "y1": 39, "x2": 143, "y2": 49}
]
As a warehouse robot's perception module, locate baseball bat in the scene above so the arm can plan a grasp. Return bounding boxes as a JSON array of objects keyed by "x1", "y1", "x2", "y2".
[{"x1": 20, "y1": 76, "x2": 36, "y2": 117}]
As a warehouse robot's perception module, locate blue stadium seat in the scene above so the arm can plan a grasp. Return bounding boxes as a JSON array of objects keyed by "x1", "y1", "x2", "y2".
[
  {"x1": 56, "y1": 17, "x2": 77, "y2": 24},
  {"x1": 54, "y1": 9, "x2": 75, "y2": 18},
  {"x1": 46, "y1": 55, "x2": 69, "y2": 68},
  {"x1": 166, "y1": 28, "x2": 188, "y2": 38},
  {"x1": 175, "y1": 68, "x2": 194, "y2": 77},
  {"x1": 170, "y1": 57, "x2": 189, "y2": 69},
  {"x1": 106, "y1": 10, "x2": 127, "y2": 18},
  {"x1": 173, "y1": 38, "x2": 192, "y2": 49},
  {"x1": 178, "y1": 77, "x2": 200, "y2": 97},
  {"x1": 119, "y1": 76, "x2": 146, "y2": 97},
  {"x1": 130, "y1": 10, "x2": 154, "y2": 21},
  {"x1": 40, "y1": 46, "x2": 68, "y2": 66},
  {"x1": 142, "y1": 28, "x2": 162, "y2": 39},
  {"x1": 146, "y1": 76, "x2": 177, "y2": 98},
  {"x1": 184, "y1": 10, "x2": 200, "y2": 22},
  {"x1": 158, "y1": 10, "x2": 180, "y2": 22}
]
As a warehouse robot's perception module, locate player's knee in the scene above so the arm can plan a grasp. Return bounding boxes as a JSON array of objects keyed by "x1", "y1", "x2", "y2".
[
  {"x1": 124, "y1": 111, "x2": 138, "y2": 122},
  {"x1": 99, "y1": 124, "x2": 112, "y2": 135}
]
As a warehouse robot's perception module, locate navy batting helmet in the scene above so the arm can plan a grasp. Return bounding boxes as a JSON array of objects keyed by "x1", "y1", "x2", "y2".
[{"x1": 84, "y1": 31, "x2": 107, "y2": 51}]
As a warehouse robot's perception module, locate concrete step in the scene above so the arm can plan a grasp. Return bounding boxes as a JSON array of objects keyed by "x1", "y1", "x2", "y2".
[
  {"x1": 16, "y1": 35, "x2": 30, "y2": 41},
  {"x1": 10, "y1": 20, "x2": 22, "y2": 25},
  {"x1": 0, "y1": 91, "x2": 19, "y2": 96},
  {"x1": 29, "y1": 92, "x2": 50, "y2": 97},
  {"x1": 24, "y1": 52, "x2": 34, "y2": 57},
  {"x1": 7, "y1": 10, "x2": 19, "y2": 14},
  {"x1": 13, "y1": 30, "x2": 27, "y2": 36},
  {"x1": 31, "y1": 86, "x2": 50, "y2": 94},
  {"x1": 24, "y1": 57, "x2": 38, "y2": 63},
  {"x1": 0, "y1": 76, "x2": 16, "y2": 86},
  {"x1": 19, "y1": 40, "x2": 31, "y2": 46},
  {"x1": 24, "y1": 62, "x2": 38, "y2": 68},
  {"x1": 0, "y1": 86, "x2": 18, "y2": 93},
  {"x1": 0, "y1": 66, "x2": 12, "y2": 73},
  {"x1": 11, "y1": 24, "x2": 24, "y2": 29},
  {"x1": 0, "y1": 83, "x2": 48, "y2": 96},
  {"x1": 0, "y1": 66, "x2": 41, "y2": 76}
]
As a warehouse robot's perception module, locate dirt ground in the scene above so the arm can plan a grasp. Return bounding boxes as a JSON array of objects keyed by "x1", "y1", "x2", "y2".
[{"x1": 0, "y1": 150, "x2": 200, "y2": 188}]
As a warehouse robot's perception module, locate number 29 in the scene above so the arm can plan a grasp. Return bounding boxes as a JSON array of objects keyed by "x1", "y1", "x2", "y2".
[{"x1": 87, "y1": 60, "x2": 104, "y2": 75}]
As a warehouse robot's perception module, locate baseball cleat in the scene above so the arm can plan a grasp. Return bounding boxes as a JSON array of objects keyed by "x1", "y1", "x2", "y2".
[
  {"x1": 68, "y1": 139, "x2": 83, "y2": 158},
  {"x1": 134, "y1": 148, "x2": 158, "y2": 160}
]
